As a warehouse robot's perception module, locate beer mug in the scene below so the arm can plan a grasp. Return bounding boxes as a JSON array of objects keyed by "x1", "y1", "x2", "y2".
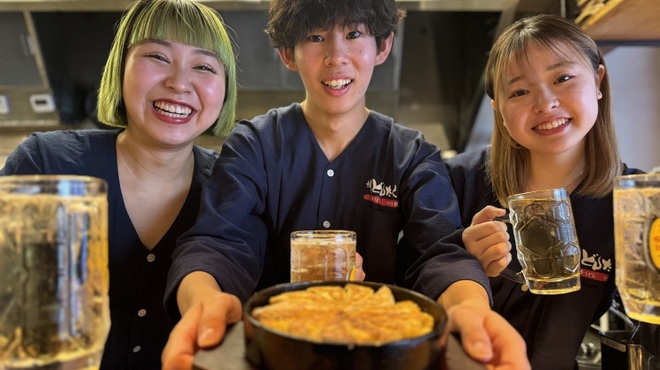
[
  {"x1": 290, "y1": 230, "x2": 356, "y2": 282},
  {"x1": 614, "y1": 173, "x2": 660, "y2": 324},
  {"x1": 0, "y1": 175, "x2": 109, "y2": 369},
  {"x1": 496, "y1": 188, "x2": 581, "y2": 294}
]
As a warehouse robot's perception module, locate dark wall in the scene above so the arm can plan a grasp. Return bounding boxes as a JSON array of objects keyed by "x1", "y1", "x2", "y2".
[
  {"x1": 398, "y1": 11, "x2": 499, "y2": 149},
  {"x1": 32, "y1": 10, "x2": 499, "y2": 151},
  {"x1": 32, "y1": 12, "x2": 120, "y2": 123}
]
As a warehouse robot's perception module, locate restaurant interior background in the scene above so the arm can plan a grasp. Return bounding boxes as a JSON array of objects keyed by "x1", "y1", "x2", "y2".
[
  {"x1": 1, "y1": 0, "x2": 659, "y2": 171},
  {"x1": 0, "y1": 0, "x2": 659, "y2": 368}
]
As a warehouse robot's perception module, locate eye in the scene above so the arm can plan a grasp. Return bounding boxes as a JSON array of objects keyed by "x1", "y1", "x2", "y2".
[
  {"x1": 509, "y1": 89, "x2": 528, "y2": 98},
  {"x1": 195, "y1": 64, "x2": 218, "y2": 74},
  {"x1": 347, "y1": 31, "x2": 361, "y2": 39},
  {"x1": 556, "y1": 74, "x2": 573, "y2": 83},
  {"x1": 145, "y1": 53, "x2": 168, "y2": 63},
  {"x1": 307, "y1": 35, "x2": 324, "y2": 43}
]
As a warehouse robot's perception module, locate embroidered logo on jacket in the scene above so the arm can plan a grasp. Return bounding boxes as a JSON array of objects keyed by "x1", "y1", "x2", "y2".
[
  {"x1": 580, "y1": 249, "x2": 612, "y2": 282},
  {"x1": 363, "y1": 178, "x2": 398, "y2": 208}
]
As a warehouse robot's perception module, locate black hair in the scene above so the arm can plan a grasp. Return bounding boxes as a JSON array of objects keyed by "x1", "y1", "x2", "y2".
[{"x1": 266, "y1": 0, "x2": 405, "y2": 49}]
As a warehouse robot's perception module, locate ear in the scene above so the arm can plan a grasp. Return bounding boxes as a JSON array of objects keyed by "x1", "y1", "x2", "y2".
[
  {"x1": 278, "y1": 48, "x2": 298, "y2": 72},
  {"x1": 374, "y1": 32, "x2": 395, "y2": 66},
  {"x1": 596, "y1": 64, "x2": 606, "y2": 99},
  {"x1": 491, "y1": 99, "x2": 507, "y2": 127}
]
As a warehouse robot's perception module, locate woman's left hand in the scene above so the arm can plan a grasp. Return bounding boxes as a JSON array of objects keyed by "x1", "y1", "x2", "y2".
[{"x1": 353, "y1": 253, "x2": 366, "y2": 281}]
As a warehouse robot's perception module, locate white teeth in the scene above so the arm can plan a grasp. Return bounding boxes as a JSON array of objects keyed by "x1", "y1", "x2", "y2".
[
  {"x1": 536, "y1": 118, "x2": 568, "y2": 131},
  {"x1": 323, "y1": 79, "x2": 352, "y2": 89},
  {"x1": 153, "y1": 101, "x2": 192, "y2": 117}
]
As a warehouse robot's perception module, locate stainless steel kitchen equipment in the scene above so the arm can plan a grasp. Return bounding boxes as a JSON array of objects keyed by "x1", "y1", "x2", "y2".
[{"x1": 0, "y1": 11, "x2": 58, "y2": 128}]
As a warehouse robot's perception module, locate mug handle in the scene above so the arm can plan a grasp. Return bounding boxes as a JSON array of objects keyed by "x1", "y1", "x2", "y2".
[
  {"x1": 499, "y1": 268, "x2": 526, "y2": 284},
  {"x1": 492, "y1": 215, "x2": 527, "y2": 285}
]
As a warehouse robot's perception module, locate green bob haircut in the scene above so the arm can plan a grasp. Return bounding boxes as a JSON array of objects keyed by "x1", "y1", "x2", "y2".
[{"x1": 97, "y1": 0, "x2": 237, "y2": 136}]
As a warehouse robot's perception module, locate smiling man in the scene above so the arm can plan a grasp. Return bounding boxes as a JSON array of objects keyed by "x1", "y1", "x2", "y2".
[{"x1": 161, "y1": 1, "x2": 529, "y2": 369}]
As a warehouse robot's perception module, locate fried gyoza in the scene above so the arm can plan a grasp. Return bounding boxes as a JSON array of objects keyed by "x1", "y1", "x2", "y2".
[{"x1": 251, "y1": 284, "x2": 435, "y2": 345}]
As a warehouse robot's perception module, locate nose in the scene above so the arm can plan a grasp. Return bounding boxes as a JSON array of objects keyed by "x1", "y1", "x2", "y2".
[
  {"x1": 324, "y1": 37, "x2": 349, "y2": 66},
  {"x1": 165, "y1": 66, "x2": 191, "y2": 94},
  {"x1": 534, "y1": 87, "x2": 559, "y2": 113}
]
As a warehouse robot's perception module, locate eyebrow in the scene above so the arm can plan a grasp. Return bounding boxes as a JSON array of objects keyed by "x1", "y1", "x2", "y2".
[
  {"x1": 506, "y1": 60, "x2": 578, "y2": 87},
  {"x1": 141, "y1": 39, "x2": 218, "y2": 58}
]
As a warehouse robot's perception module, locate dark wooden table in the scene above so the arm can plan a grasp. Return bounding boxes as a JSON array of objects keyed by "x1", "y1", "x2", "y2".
[{"x1": 193, "y1": 322, "x2": 487, "y2": 370}]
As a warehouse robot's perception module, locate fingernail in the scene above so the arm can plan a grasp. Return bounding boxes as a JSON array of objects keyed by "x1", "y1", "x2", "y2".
[
  {"x1": 468, "y1": 340, "x2": 492, "y2": 360},
  {"x1": 493, "y1": 215, "x2": 510, "y2": 223},
  {"x1": 199, "y1": 327, "x2": 217, "y2": 346}
]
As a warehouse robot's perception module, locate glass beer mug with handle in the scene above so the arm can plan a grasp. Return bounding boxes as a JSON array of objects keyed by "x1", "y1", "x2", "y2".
[
  {"x1": 495, "y1": 188, "x2": 582, "y2": 295},
  {"x1": 0, "y1": 175, "x2": 110, "y2": 370},
  {"x1": 614, "y1": 173, "x2": 660, "y2": 324}
]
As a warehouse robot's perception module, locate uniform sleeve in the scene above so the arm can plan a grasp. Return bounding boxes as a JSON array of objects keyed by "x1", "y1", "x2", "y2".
[
  {"x1": 165, "y1": 122, "x2": 269, "y2": 317},
  {"x1": 398, "y1": 140, "x2": 492, "y2": 303},
  {"x1": 0, "y1": 134, "x2": 46, "y2": 175},
  {"x1": 445, "y1": 147, "x2": 497, "y2": 227}
]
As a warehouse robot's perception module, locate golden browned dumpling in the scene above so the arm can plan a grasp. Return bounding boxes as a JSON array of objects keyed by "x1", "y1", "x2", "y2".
[{"x1": 251, "y1": 284, "x2": 434, "y2": 345}]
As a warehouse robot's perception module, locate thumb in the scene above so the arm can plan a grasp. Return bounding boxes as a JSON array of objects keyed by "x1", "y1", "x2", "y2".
[{"x1": 471, "y1": 205, "x2": 507, "y2": 226}]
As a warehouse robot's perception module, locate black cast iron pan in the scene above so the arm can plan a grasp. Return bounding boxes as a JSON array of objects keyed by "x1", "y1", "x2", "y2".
[{"x1": 243, "y1": 281, "x2": 447, "y2": 370}]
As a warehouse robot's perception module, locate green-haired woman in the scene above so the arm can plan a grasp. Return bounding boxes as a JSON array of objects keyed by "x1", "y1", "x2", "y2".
[{"x1": 0, "y1": 0, "x2": 237, "y2": 369}]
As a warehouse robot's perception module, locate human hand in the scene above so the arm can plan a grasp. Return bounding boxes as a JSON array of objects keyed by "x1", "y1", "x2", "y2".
[
  {"x1": 161, "y1": 291, "x2": 242, "y2": 370},
  {"x1": 462, "y1": 206, "x2": 511, "y2": 276},
  {"x1": 353, "y1": 252, "x2": 366, "y2": 281},
  {"x1": 443, "y1": 303, "x2": 530, "y2": 370}
]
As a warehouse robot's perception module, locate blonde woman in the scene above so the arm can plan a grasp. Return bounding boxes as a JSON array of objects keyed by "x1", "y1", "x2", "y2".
[{"x1": 446, "y1": 14, "x2": 643, "y2": 370}]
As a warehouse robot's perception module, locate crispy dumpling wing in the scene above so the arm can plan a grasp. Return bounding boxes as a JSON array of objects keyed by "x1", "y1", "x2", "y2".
[{"x1": 253, "y1": 284, "x2": 434, "y2": 345}]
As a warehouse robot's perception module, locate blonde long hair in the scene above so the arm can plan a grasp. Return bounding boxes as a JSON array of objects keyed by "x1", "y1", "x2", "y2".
[{"x1": 485, "y1": 14, "x2": 622, "y2": 206}]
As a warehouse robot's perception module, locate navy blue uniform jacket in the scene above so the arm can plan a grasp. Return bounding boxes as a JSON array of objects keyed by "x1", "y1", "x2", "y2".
[
  {"x1": 447, "y1": 146, "x2": 642, "y2": 370},
  {"x1": 166, "y1": 103, "x2": 491, "y2": 315},
  {"x1": 1, "y1": 129, "x2": 217, "y2": 370}
]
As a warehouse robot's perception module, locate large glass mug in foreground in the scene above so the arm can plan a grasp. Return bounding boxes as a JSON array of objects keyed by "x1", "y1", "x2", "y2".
[
  {"x1": 0, "y1": 175, "x2": 109, "y2": 369},
  {"x1": 614, "y1": 173, "x2": 660, "y2": 324}
]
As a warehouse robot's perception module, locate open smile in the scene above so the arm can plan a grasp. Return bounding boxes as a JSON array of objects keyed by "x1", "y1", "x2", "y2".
[
  {"x1": 153, "y1": 101, "x2": 194, "y2": 118},
  {"x1": 533, "y1": 118, "x2": 570, "y2": 131},
  {"x1": 322, "y1": 78, "x2": 353, "y2": 89}
]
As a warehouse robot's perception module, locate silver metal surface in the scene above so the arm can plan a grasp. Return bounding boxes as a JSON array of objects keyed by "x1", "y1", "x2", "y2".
[
  {"x1": 0, "y1": 11, "x2": 59, "y2": 127},
  {"x1": 0, "y1": 0, "x2": 517, "y2": 12},
  {"x1": 397, "y1": 0, "x2": 516, "y2": 12}
]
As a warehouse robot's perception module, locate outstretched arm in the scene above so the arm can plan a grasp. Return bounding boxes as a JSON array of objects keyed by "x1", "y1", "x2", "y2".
[
  {"x1": 161, "y1": 272, "x2": 242, "y2": 370},
  {"x1": 438, "y1": 280, "x2": 530, "y2": 369}
]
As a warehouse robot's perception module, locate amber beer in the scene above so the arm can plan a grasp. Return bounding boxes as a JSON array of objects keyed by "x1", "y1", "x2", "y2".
[
  {"x1": 0, "y1": 176, "x2": 109, "y2": 369},
  {"x1": 614, "y1": 174, "x2": 660, "y2": 324},
  {"x1": 506, "y1": 188, "x2": 581, "y2": 294},
  {"x1": 290, "y1": 230, "x2": 356, "y2": 282}
]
